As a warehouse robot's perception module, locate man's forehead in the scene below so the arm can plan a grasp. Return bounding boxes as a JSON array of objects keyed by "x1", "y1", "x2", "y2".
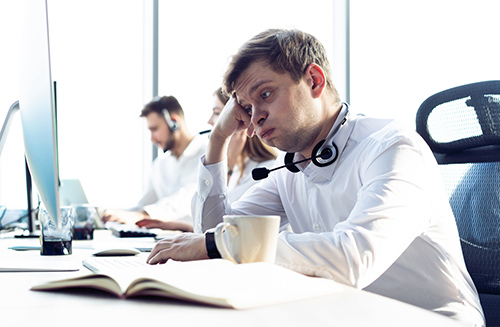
[
  {"x1": 233, "y1": 62, "x2": 275, "y2": 101},
  {"x1": 146, "y1": 111, "x2": 164, "y2": 125}
]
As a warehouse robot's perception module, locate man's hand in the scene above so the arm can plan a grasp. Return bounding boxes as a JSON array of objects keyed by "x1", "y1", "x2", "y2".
[
  {"x1": 136, "y1": 218, "x2": 194, "y2": 233},
  {"x1": 147, "y1": 233, "x2": 208, "y2": 264},
  {"x1": 101, "y1": 209, "x2": 149, "y2": 225},
  {"x1": 216, "y1": 96, "x2": 253, "y2": 138},
  {"x1": 206, "y1": 96, "x2": 253, "y2": 165}
]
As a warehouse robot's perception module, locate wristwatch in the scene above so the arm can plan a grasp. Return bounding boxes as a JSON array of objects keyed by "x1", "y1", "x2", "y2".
[{"x1": 205, "y1": 230, "x2": 221, "y2": 259}]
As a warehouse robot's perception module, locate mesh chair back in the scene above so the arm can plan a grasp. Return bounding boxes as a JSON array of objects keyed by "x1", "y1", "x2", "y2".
[
  {"x1": 416, "y1": 81, "x2": 500, "y2": 326},
  {"x1": 416, "y1": 80, "x2": 500, "y2": 164}
]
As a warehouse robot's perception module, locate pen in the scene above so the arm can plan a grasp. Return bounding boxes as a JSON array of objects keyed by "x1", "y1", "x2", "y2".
[{"x1": 199, "y1": 129, "x2": 211, "y2": 135}]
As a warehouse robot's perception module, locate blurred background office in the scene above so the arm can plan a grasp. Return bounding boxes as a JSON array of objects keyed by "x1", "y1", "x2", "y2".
[{"x1": 1, "y1": 0, "x2": 499, "y2": 215}]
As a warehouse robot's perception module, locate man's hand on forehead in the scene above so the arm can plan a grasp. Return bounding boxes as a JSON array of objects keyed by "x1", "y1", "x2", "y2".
[
  {"x1": 212, "y1": 95, "x2": 254, "y2": 140},
  {"x1": 231, "y1": 92, "x2": 256, "y2": 138}
]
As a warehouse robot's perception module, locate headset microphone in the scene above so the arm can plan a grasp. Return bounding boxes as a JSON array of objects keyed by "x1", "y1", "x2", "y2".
[{"x1": 252, "y1": 148, "x2": 333, "y2": 181}]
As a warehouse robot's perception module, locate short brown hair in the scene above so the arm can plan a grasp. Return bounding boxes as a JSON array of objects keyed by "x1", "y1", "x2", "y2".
[
  {"x1": 140, "y1": 96, "x2": 185, "y2": 118},
  {"x1": 223, "y1": 29, "x2": 339, "y2": 102}
]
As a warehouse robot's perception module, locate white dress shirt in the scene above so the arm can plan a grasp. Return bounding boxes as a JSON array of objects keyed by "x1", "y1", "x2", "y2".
[
  {"x1": 227, "y1": 157, "x2": 278, "y2": 203},
  {"x1": 192, "y1": 107, "x2": 484, "y2": 326},
  {"x1": 191, "y1": 156, "x2": 278, "y2": 230},
  {"x1": 132, "y1": 135, "x2": 207, "y2": 222}
]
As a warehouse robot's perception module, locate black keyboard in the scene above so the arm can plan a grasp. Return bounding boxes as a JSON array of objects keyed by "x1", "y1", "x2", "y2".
[{"x1": 105, "y1": 222, "x2": 157, "y2": 238}]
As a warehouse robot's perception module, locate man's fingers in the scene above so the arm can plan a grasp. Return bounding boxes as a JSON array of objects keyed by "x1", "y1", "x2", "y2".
[
  {"x1": 246, "y1": 124, "x2": 256, "y2": 138},
  {"x1": 147, "y1": 240, "x2": 166, "y2": 262},
  {"x1": 146, "y1": 233, "x2": 208, "y2": 264},
  {"x1": 147, "y1": 251, "x2": 169, "y2": 265}
]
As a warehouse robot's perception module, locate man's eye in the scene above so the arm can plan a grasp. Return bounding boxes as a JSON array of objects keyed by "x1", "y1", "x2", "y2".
[
  {"x1": 245, "y1": 107, "x2": 252, "y2": 115},
  {"x1": 262, "y1": 91, "x2": 271, "y2": 99}
]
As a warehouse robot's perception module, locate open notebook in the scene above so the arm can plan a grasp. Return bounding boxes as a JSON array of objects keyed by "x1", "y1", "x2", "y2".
[{"x1": 32, "y1": 257, "x2": 342, "y2": 309}]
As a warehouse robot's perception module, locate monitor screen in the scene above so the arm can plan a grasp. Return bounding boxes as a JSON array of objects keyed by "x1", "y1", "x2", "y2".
[{"x1": 18, "y1": 0, "x2": 60, "y2": 230}]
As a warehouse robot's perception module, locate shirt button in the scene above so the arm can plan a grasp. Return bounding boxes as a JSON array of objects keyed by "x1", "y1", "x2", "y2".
[
  {"x1": 314, "y1": 223, "x2": 321, "y2": 231},
  {"x1": 204, "y1": 180, "x2": 210, "y2": 186}
]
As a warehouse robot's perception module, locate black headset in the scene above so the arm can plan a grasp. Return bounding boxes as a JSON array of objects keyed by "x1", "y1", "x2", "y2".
[
  {"x1": 252, "y1": 103, "x2": 349, "y2": 180},
  {"x1": 162, "y1": 109, "x2": 179, "y2": 132}
]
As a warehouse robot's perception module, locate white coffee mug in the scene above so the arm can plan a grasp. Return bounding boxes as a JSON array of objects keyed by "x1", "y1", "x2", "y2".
[{"x1": 214, "y1": 215, "x2": 280, "y2": 264}]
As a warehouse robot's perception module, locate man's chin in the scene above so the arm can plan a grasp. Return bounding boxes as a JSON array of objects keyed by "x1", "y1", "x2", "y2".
[
  {"x1": 156, "y1": 144, "x2": 168, "y2": 153},
  {"x1": 268, "y1": 139, "x2": 293, "y2": 153}
]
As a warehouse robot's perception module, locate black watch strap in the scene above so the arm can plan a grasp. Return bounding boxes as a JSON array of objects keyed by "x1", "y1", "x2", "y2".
[{"x1": 205, "y1": 231, "x2": 221, "y2": 259}]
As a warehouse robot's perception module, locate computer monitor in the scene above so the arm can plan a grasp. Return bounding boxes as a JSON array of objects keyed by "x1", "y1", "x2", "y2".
[{"x1": 18, "y1": 0, "x2": 61, "y2": 230}]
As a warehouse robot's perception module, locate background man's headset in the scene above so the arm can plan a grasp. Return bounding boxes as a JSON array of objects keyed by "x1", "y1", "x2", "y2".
[
  {"x1": 252, "y1": 103, "x2": 350, "y2": 181},
  {"x1": 162, "y1": 109, "x2": 179, "y2": 132}
]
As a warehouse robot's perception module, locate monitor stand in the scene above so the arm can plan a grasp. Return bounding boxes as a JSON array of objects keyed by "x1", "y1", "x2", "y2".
[
  {"x1": 0, "y1": 101, "x2": 39, "y2": 237},
  {"x1": 15, "y1": 158, "x2": 39, "y2": 238}
]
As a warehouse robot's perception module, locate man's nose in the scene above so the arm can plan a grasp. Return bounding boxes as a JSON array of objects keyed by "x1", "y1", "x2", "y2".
[{"x1": 250, "y1": 106, "x2": 267, "y2": 127}]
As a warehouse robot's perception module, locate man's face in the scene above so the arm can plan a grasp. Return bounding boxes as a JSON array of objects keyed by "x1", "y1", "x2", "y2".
[
  {"x1": 146, "y1": 112, "x2": 174, "y2": 152},
  {"x1": 233, "y1": 61, "x2": 321, "y2": 154}
]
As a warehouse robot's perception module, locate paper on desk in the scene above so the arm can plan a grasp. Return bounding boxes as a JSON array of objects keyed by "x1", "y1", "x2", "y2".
[{"x1": 0, "y1": 256, "x2": 80, "y2": 272}]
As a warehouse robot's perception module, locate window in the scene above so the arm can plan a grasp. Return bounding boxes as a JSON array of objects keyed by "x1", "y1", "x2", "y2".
[
  {"x1": 1, "y1": 0, "x2": 339, "y2": 213},
  {"x1": 0, "y1": 0, "x2": 144, "y2": 209},
  {"x1": 158, "y1": 0, "x2": 336, "y2": 133},
  {"x1": 350, "y1": 0, "x2": 500, "y2": 129}
]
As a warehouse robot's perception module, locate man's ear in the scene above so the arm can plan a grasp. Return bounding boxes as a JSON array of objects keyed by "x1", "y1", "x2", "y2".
[
  {"x1": 305, "y1": 63, "x2": 326, "y2": 98},
  {"x1": 169, "y1": 113, "x2": 181, "y2": 125},
  {"x1": 169, "y1": 113, "x2": 181, "y2": 131}
]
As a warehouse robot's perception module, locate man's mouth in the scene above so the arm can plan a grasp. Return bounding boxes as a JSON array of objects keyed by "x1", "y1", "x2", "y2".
[{"x1": 259, "y1": 128, "x2": 273, "y2": 141}]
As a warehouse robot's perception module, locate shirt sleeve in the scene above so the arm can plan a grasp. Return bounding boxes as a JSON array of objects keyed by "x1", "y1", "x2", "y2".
[
  {"x1": 128, "y1": 179, "x2": 158, "y2": 212},
  {"x1": 192, "y1": 155, "x2": 230, "y2": 233},
  {"x1": 192, "y1": 155, "x2": 289, "y2": 233},
  {"x1": 142, "y1": 183, "x2": 197, "y2": 222}
]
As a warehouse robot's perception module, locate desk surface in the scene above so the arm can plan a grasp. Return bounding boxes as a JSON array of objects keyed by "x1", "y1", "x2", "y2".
[{"x1": 0, "y1": 230, "x2": 465, "y2": 327}]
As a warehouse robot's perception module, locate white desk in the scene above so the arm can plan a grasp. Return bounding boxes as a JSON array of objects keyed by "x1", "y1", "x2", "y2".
[{"x1": 0, "y1": 230, "x2": 465, "y2": 327}]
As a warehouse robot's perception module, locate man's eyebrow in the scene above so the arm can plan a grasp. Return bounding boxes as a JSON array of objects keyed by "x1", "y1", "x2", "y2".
[
  {"x1": 249, "y1": 79, "x2": 272, "y2": 95},
  {"x1": 236, "y1": 79, "x2": 273, "y2": 106}
]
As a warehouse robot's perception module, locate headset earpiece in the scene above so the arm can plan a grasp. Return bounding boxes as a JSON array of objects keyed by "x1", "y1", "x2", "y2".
[
  {"x1": 311, "y1": 140, "x2": 337, "y2": 167},
  {"x1": 163, "y1": 109, "x2": 179, "y2": 132},
  {"x1": 169, "y1": 120, "x2": 179, "y2": 132},
  {"x1": 283, "y1": 139, "x2": 338, "y2": 174}
]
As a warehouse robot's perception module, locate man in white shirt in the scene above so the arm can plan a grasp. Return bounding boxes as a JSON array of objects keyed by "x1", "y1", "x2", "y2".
[
  {"x1": 103, "y1": 96, "x2": 207, "y2": 232},
  {"x1": 147, "y1": 30, "x2": 484, "y2": 326}
]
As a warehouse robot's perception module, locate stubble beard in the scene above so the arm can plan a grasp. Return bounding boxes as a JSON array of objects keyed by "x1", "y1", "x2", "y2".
[{"x1": 162, "y1": 137, "x2": 175, "y2": 153}]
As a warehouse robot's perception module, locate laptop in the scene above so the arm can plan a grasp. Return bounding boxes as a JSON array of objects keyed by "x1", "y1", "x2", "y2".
[{"x1": 59, "y1": 179, "x2": 89, "y2": 206}]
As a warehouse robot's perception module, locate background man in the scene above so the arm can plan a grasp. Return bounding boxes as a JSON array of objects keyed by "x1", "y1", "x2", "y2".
[{"x1": 102, "y1": 96, "x2": 206, "y2": 232}]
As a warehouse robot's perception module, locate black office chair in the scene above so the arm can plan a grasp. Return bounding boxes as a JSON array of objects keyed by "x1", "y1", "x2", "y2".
[{"x1": 416, "y1": 80, "x2": 500, "y2": 327}]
